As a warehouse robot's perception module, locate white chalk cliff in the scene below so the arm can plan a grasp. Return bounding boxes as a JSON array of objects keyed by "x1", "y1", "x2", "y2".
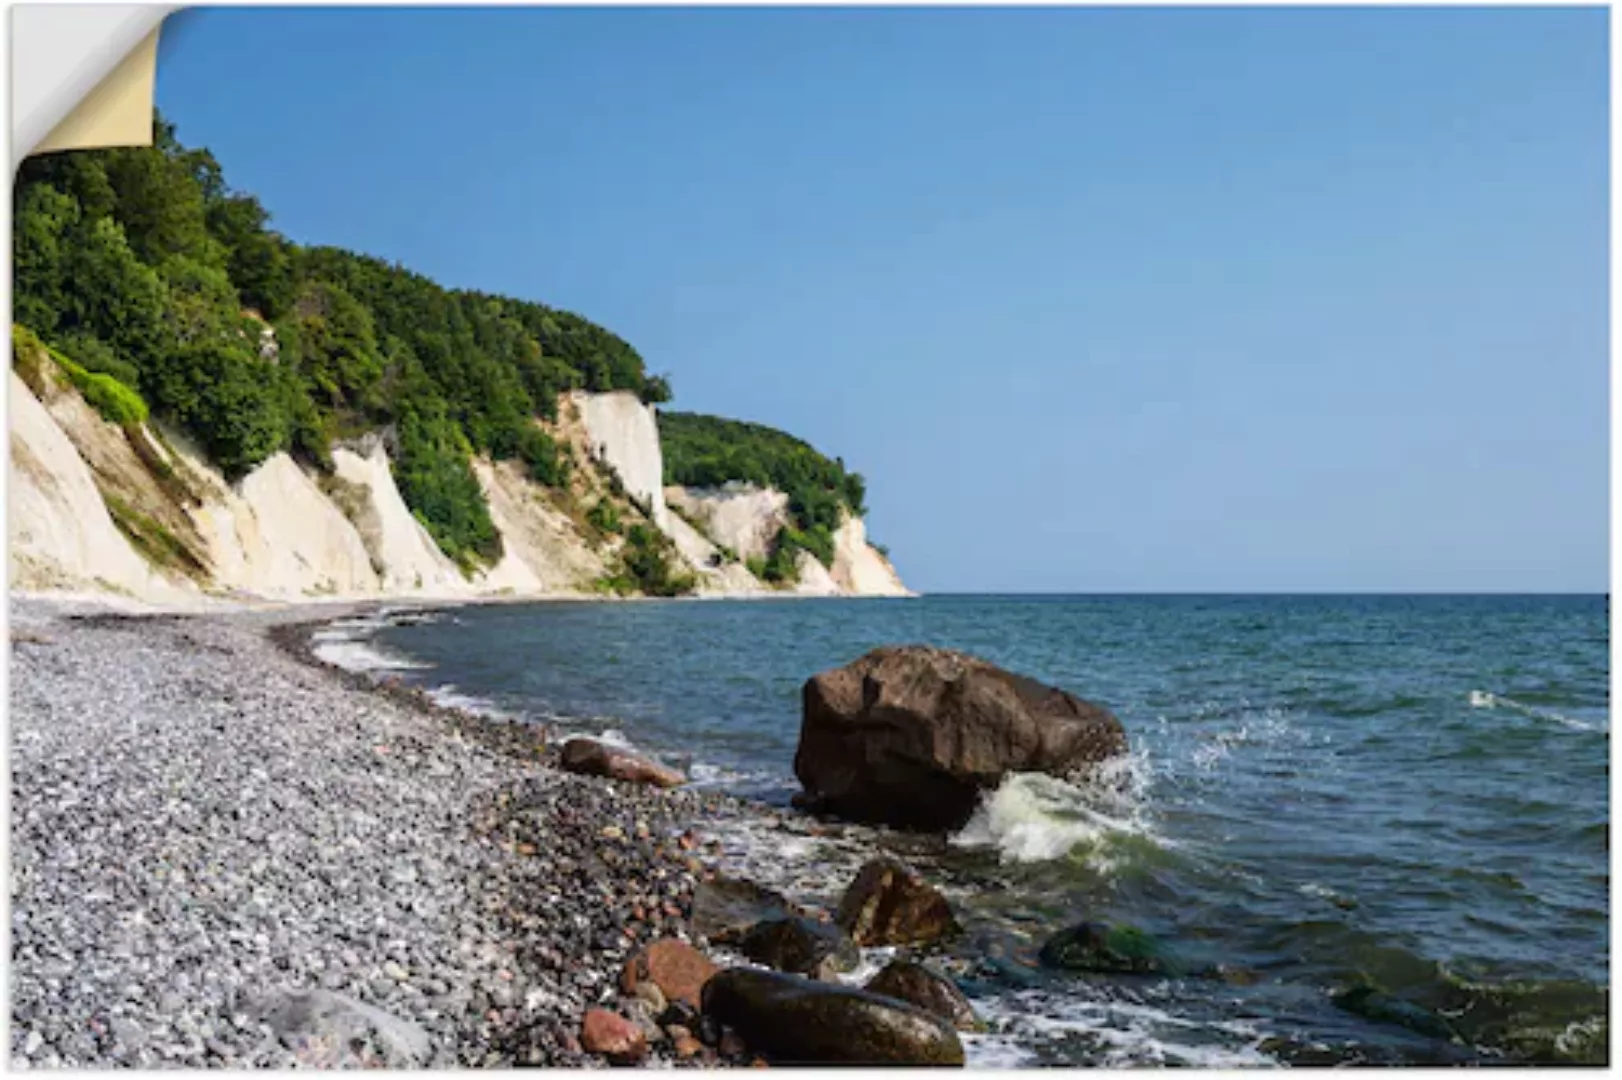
[
  {"x1": 8, "y1": 362, "x2": 908, "y2": 604},
  {"x1": 572, "y1": 390, "x2": 669, "y2": 531}
]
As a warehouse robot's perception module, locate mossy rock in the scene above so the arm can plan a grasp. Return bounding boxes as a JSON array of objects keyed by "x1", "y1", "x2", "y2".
[{"x1": 1038, "y1": 921, "x2": 1168, "y2": 975}]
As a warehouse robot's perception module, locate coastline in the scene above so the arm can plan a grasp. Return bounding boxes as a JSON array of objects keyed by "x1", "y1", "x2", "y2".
[{"x1": 8, "y1": 592, "x2": 759, "y2": 1067}]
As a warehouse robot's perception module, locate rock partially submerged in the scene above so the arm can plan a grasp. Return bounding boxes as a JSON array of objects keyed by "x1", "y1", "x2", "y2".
[
  {"x1": 865, "y1": 960, "x2": 984, "y2": 1033},
  {"x1": 702, "y1": 968, "x2": 965, "y2": 1065},
  {"x1": 739, "y1": 916, "x2": 859, "y2": 981},
  {"x1": 794, "y1": 645, "x2": 1127, "y2": 830},
  {"x1": 692, "y1": 875, "x2": 804, "y2": 946},
  {"x1": 836, "y1": 857, "x2": 959, "y2": 947},
  {"x1": 1038, "y1": 921, "x2": 1165, "y2": 975},
  {"x1": 560, "y1": 737, "x2": 685, "y2": 788}
]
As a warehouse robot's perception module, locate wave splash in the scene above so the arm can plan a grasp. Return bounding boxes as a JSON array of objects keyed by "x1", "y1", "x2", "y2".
[{"x1": 950, "y1": 750, "x2": 1159, "y2": 865}]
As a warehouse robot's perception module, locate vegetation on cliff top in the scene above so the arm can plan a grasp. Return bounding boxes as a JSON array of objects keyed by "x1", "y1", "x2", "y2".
[
  {"x1": 659, "y1": 410, "x2": 866, "y2": 575},
  {"x1": 13, "y1": 112, "x2": 878, "y2": 586},
  {"x1": 13, "y1": 113, "x2": 666, "y2": 568}
]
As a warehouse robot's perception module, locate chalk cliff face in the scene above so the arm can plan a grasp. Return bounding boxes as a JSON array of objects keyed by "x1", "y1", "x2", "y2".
[
  {"x1": 330, "y1": 441, "x2": 469, "y2": 596},
  {"x1": 8, "y1": 364, "x2": 908, "y2": 604},
  {"x1": 829, "y1": 515, "x2": 909, "y2": 597},
  {"x1": 665, "y1": 484, "x2": 789, "y2": 564},
  {"x1": 663, "y1": 482, "x2": 910, "y2": 598},
  {"x1": 8, "y1": 372, "x2": 180, "y2": 599},
  {"x1": 571, "y1": 390, "x2": 669, "y2": 531}
]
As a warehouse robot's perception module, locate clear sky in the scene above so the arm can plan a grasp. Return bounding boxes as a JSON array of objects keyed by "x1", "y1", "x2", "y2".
[{"x1": 155, "y1": 6, "x2": 1608, "y2": 593}]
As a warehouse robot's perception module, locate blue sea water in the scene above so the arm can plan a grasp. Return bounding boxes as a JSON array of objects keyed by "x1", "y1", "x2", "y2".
[{"x1": 333, "y1": 594, "x2": 1609, "y2": 1065}]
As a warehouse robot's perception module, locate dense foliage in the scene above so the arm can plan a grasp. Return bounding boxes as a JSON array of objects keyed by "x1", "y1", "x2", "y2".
[
  {"x1": 13, "y1": 325, "x2": 149, "y2": 426},
  {"x1": 596, "y1": 524, "x2": 695, "y2": 598},
  {"x1": 12, "y1": 112, "x2": 668, "y2": 568},
  {"x1": 659, "y1": 411, "x2": 867, "y2": 571}
]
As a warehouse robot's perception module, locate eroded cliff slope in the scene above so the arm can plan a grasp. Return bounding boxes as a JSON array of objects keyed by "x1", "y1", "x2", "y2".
[{"x1": 8, "y1": 351, "x2": 907, "y2": 603}]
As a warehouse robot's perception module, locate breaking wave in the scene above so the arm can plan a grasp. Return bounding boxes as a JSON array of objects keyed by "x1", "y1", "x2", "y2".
[{"x1": 950, "y1": 750, "x2": 1160, "y2": 865}]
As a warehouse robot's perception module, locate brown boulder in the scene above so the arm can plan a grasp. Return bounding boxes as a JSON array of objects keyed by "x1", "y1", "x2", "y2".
[
  {"x1": 865, "y1": 960, "x2": 983, "y2": 1032},
  {"x1": 621, "y1": 938, "x2": 718, "y2": 1012},
  {"x1": 561, "y1": 738, "x2": 685, "y2": 788},
  {"x1": 580, "y1": 1008, "x2": 647, "y2": 1063},
  {"x1": 794, "y1": 646, "x2": 1126, "y2": 830},
  {"x1": 835, "y1": 858, "x2": 958, "y2": 947},
  {"x1": 701, "y1": 968, "x2": 964, "y2": 1065}
]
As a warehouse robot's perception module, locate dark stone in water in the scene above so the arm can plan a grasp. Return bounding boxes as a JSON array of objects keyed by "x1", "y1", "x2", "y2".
[
  {"x1": 692, "y1": 876, "x2": 804, "y2": 946},
  {"x1": 739, "y1": 917, "x2": 859, "y2": 981},
  {"x1": 835, "y1": 858, "x2": 959, "y2": 947},
  {"x1": 1038, "y1": 921, "x2": 1165, "y2": 975},
  {"x1": 794, "y1": 645, "x2": 1127, "y2": 830},
  {"x1": 864, "y1": 960, "x2": 984, "y2": 1033},
  {"x1": 701, "y1": 968, "x2": 965, "y2": 1065},
  {"x1": 1332, "y1": 983, "x2": 1457, "y2": 1041}
]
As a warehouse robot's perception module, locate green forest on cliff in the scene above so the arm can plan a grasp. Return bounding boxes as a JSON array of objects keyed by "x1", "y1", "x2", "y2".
[
  {"x1": 12, "y1": 112, "x2": 868, "y2": 581},
  {"x1": 660, "y1": 412, "x2": 867, "y2": 578}
]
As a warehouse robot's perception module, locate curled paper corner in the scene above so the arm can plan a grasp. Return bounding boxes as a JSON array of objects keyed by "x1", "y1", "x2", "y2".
[{"x1": 13, "y1": 5, "x2": 178, "y2": 167}]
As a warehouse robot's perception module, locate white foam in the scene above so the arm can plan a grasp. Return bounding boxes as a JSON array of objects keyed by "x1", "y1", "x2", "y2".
[
  {"x1": 949, "y1": 751, "x2": 1159, "y2": 866},
  {"x1": 310, "y1": 612, "x2": 440, "y2": 674},
  {"x1": 425, "y1": 684, "x2": 510, "y2": 719},
  {"x1": 311, "y1": 635, "x2": 432, "y2": 674},
  {"x1": 973, "y1": 988, "x2": 1278, "y2": 1068},
  {"x1": 1467, "y1": 690, "x2": 1605, "y2": 732}
]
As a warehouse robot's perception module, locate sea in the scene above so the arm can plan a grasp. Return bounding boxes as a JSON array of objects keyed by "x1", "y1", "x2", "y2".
[{"x1": 313, "y1": 593, "x2": 1610, "y2": 1066}]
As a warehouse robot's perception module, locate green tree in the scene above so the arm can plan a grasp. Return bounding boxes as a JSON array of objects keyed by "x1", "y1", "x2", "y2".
[
  {"x1": 12, "y1": 183, "x2": 79, "y2": 333},
  {"x1": 60, "y1": 216, "x2": 169, "y2": 377}
]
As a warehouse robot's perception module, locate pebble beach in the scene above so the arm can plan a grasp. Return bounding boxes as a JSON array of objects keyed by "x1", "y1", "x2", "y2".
[{"x1": 8, "y1": 596, "x2": 745, "y2": 1068}]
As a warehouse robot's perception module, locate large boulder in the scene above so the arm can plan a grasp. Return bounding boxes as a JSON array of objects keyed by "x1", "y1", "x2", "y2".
[
  {"x1": 794, "y1": 646, "x2": 1126, "y2": 830},
  {"x1": 560, "y1": 737, "x2": 685, "y2": 788},
  {"x1": 701, "y1": 968, "x2": 965, "y2": 1065},
  {"x1": 835, "y1": 857, "x2": 958, "y2": 948}
]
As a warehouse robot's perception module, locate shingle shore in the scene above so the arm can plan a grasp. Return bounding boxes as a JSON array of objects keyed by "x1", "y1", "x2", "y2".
[{"x1": 8, "y1": 597, "x2": 739, "y2": 1068}]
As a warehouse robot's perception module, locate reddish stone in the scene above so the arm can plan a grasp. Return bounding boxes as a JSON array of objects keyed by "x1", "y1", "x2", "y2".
[
  {"x1": 561, "y1": 738, "x2": 685, "y2": 788},
  {"x1": 620, "y1": 938, "x2": 718, "y2": 1012},
  {"x1": 580, "y1": 1008, "x2": 647, "y2": 1064}
]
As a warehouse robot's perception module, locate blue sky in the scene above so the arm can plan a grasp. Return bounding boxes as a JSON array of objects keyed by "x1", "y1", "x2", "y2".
[{"x1": 156, "y1": 7, "x2": 1608, "y2": 593}]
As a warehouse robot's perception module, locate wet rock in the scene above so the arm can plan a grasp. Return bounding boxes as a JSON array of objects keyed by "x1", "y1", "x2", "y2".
[
  {"x1": 620, "y1": 939, "x2": 718, "y2": 1012},
  {"x1": 692, "y1": 876, "x2": 804, "y2": 946},
  {"x1": 1038, "y1": 921, "x2": 1166, "y2": 975},
  {"x1": 794, "y1": 645, "x2": 1126, "y2": 830},
  {"x1": 702, "y1": 967, "x2": 964, "y2": 1065},
  {"x1": 739, "y1": 917, "x2": 859, "y2": 980},
  {"x1": 580, "y1": 1008, "x2": 648, "y2": 1063},
  {"x1": 256, "y1": 989, "x2": 431, "y2": 1067},
  {"x1": 1332, "y1": 983, "x2": 1456, "y2": 1041},
  {"x1": 560, "y1": 738, "x2": 685, "y2": 789},
  {"x1": 835, "y1": 858, "x2": 958, "y2": 947},
  {"x1": 864, "y1": 960, "x2": 983, "y2": 1032}
]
